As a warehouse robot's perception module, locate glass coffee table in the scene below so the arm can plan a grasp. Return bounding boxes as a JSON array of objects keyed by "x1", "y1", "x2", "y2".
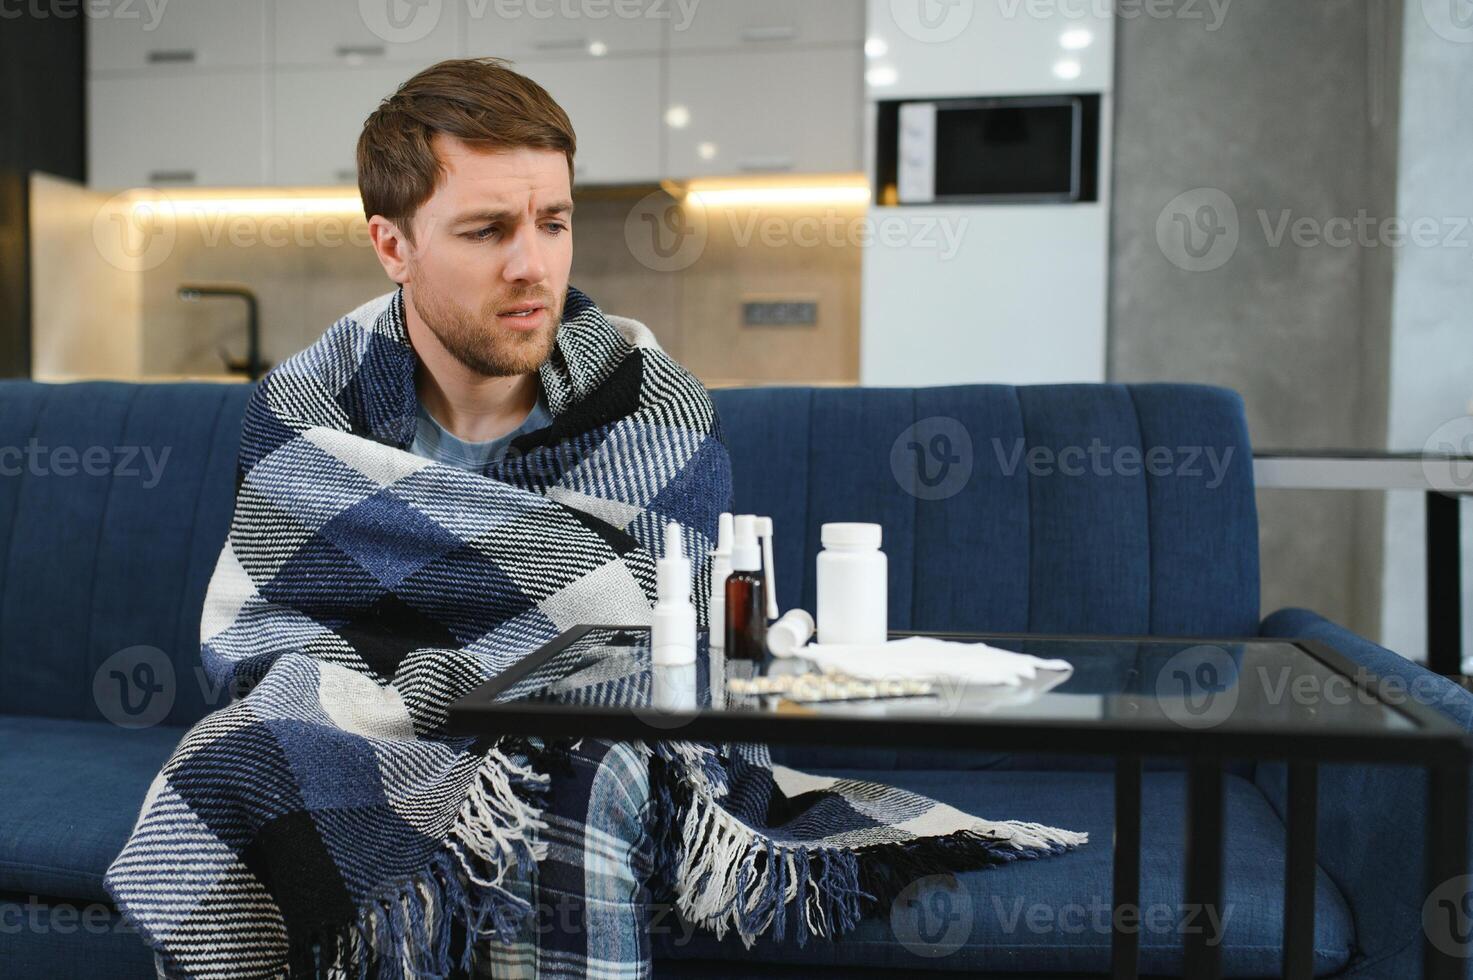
[{"x1": 447, "y1": 627, "x2": 1472, "y2": 980}]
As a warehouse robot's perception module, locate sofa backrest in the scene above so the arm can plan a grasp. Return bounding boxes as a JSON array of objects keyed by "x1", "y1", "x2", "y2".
[
  {"x1": 709, "y1": 383, "x2": 1261, "y2": 638},
  {"x1": 0, "y1": 382, "x2": 251, "y2": 727},
  {"x1": 0, "y1": 380, "x2": 1259, "y2": 727}
]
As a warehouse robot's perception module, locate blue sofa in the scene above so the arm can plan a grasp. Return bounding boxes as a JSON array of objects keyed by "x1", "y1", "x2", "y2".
[{"x1": 0, "y1": 380, "x2": 1467, "y2": 978}]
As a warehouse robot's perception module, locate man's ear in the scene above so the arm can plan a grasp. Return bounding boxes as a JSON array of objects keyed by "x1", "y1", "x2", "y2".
[{"x1": 368, "y1": 215, "x2": 413, "y2": 284}]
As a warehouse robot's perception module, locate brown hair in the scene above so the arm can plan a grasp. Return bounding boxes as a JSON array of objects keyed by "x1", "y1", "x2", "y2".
[{"x1": 356, "y1": 57, "x2": 577, "y2": 237}]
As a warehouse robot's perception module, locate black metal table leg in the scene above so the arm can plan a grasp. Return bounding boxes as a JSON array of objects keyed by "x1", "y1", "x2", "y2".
[
  {"x1": 1113, "y1": 755, "x2": 1142, "y2": 980},
  {"x1": 1283, "y1": 762, "x2": 1318, "y2": 979},
  {"x1": 1426, "y1": 490, "x2": 1464, "y2": 676},
  {"x1": 1185, "y1": 757, "x2": 1224, "y2": 980},
  {"x1": 1425, "y1": 758, "x2": 1471, "y2": 980}
]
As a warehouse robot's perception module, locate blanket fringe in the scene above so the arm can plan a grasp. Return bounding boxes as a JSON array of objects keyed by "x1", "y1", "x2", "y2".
[
  {"x1": 286, "y1": 745, "x2": 550, "y2": 979},
  {"x1": 650, "y1": 746, "x2": 1086, "y2": 951}
]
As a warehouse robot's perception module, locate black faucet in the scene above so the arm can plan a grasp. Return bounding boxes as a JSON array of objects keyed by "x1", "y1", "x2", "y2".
[{"x1": 177, "y1": 283, "x2": 265, "y2": 380}]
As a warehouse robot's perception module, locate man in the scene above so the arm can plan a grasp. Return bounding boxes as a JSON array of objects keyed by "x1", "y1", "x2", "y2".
[
  {"x1": 105, "y1": 58, "x2": 1082, "y2": 980},
  {"x1": 357, "y1": 58, "x2": 661, "y2": 976}
]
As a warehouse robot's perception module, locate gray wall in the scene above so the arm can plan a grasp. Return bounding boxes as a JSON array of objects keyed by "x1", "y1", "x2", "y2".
[{"x1": 1109, "y1": 0, "x2": 1402, "y2": 639}]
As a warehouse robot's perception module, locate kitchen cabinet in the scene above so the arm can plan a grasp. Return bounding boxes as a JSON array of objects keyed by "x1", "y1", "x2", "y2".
[
  {"x1": 274, "y1": 0, "x2": 461, "y2": 67},
  {"x1": 88, "y1": 0, "x2": 267, "y2": 72},
  {"x1": 87, "y1": 1, "x2": 866, "y2": 188},
  {"x1": 465, "y1": 3, "x2": 664, "y2": 58},
  {"x1": 273, "y1": 66, "x2": 416, "y2": 186},
  {"x1": 514, "y1": 57, "x2": 663, "y2": 184},
  {"x1": 90, "y1": 72, "x2": 268, "y2": 188},
  {"x1": 665, "y1": 47, "x2": 862, "y2": 177},
  {"x1": 667, "y1": 0, "x2": 864, "y2": 51}
]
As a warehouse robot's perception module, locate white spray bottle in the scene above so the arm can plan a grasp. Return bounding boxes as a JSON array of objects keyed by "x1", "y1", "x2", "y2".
[
  {"x1": 708, "y1": 513, "x2": 734, "y2": 650},
  {"x1": 652, "y1": 521, "x2": 697, "y2": 666}
]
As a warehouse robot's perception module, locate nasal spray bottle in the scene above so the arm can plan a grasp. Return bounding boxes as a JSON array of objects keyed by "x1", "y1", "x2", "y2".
[
  {"x1": 707, "y1": 513, "x2": 734, "y2": 651},
  {"x1": 652, "y1": 522, "x2": 697, "y2": 666},
  {"x1": 725, "y1": 515, "x2": 768, "y2": 662}
]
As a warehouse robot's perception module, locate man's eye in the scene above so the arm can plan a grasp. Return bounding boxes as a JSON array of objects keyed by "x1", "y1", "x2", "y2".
[
  {"x1": 468, "y1": 226, "x2": 499, "y2": 241},
  {"x1": 545, "y1": 222, "x2": 568, "y2": 235}
]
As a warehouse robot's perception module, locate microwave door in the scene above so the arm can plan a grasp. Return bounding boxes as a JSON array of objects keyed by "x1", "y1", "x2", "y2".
[{"x1": 928, "y1": 96, "x2": 1084, "y2": 205}]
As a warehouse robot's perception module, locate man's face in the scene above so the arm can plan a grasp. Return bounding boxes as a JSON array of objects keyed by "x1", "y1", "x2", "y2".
[{"x1": 397, "y1": 136, "x2": 573, "y2": 377}]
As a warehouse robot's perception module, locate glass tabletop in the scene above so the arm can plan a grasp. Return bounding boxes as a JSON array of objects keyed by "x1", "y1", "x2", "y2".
[{"x1": 469, "y1": 627, "x2": 1427, "y2": 735}]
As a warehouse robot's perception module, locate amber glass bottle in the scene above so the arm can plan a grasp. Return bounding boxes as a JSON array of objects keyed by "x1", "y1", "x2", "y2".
[{"x1": 724, "y1": 515, "x2": 768, "y2": 662}]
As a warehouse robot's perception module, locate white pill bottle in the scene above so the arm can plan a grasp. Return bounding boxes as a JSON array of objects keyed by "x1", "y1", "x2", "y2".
[{"x1": 815, "y1": 522, "x2": 888, "y2": 646}]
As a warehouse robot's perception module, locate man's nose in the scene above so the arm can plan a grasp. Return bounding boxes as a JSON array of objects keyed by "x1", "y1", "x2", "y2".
[{"x1": 501, "y1": 222, "x2": 549, "y2": 284}]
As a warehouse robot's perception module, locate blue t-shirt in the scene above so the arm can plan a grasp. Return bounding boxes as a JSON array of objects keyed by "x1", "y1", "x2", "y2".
[{"x1": 409, "y1": 394, "x2": 552, "y2": 472}]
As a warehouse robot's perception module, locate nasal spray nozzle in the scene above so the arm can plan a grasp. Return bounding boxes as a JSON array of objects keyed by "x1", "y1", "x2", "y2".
[
  {"x1": 652, "y1": 522, "x2": 696, "y2": 666},
  {"x1": 754, "y1": 516, "x2": 779, "y2": 622}
]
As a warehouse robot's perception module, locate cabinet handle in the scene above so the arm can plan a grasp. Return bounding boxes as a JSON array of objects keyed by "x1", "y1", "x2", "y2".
[
  {"x1": 741, "y1": 25, "x2": 797, "y2": 42},
  {"x1": 737, "y1": 156, "x2": 795, "y2": 173},
  {"x1": 335, "y1": 44, "x2": 386, "y2": 59},
  {"x1": 532, "y1": 37, "x2": 590, "y2": 50},
  {"x1": 148, "y1": 169, "x2": 197, "y2": 184},
  {"x1": 146, "y1": 49, "x2": 196, "y2": 64}
]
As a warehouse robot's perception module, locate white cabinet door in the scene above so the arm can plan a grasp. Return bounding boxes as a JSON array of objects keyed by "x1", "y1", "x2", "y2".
[
  {"x1": 464, "y1": 3, "x2": 664, "y2": 58},
  {"x1": 90, "y1": 72, "x2": 268, "y2": 188},
  {"x1": 273, "y1": 66, "x2": 414, "y2": 185},
  {"x1": 275, "y1": 0, "x2": 460, "y2": 67},
  {"x1": 665, "y1": 48, "x2": 862, "y2": 178},
  {"x1": 514, "y1": 57, "x2": 663, "y2": 185},
  {"x1": 88, "y1": 0, "x2": 267, "y2": 72},
  {"x1": 668, "y1": 0, "x2": 864, "y2": 51}
]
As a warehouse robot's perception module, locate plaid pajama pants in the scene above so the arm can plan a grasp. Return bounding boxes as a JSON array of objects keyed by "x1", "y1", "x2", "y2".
[{"x1": 469, "y1": 739, "x2": 656, "y2": 980}]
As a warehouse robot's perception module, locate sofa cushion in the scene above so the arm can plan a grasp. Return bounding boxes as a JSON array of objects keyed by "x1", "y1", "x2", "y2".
[
  {"x1": 655, "y1": 770, "x2": 1354, "y2": 977},
  {"x1": 0, "y1": 715, "x2": 186, "y2": 903}
]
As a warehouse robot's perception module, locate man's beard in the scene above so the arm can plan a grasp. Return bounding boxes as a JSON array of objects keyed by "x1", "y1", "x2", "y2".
[{"x1": 410, "y1": 279, "x2": 561, "y2": 378}]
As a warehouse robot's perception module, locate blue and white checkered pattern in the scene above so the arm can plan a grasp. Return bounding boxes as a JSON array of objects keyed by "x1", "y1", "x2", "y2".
[{"x1": 103, "y1": 287, "x2": 1084, "y2": 980}]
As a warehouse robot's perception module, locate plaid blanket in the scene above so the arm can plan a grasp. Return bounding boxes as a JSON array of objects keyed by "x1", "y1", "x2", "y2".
[{"x1": 103, "y1": 287, "x2": 1086, "y2": 979}]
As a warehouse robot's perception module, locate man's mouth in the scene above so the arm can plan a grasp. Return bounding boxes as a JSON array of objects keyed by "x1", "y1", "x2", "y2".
[{"x1": 496, "y1": 303, "x2": 548, "y2": 329}]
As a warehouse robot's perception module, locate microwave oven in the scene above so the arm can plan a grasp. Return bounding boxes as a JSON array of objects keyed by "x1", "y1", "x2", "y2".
[{"x1": 879, "y1": 94, "x2": 1100, "y2": 205}]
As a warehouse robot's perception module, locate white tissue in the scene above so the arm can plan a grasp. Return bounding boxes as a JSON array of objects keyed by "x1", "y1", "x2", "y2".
[{"x1": 779, "y1": 635, "x2": 1072, "y2": 687}]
